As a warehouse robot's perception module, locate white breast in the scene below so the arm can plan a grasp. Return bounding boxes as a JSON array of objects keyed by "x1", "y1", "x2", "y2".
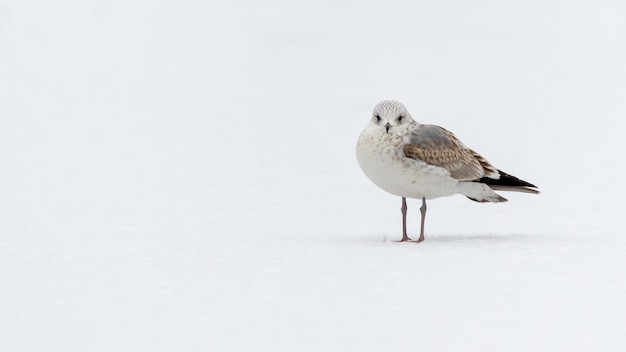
[{"x1": 355, "y1": 126, "x2": 459, "y2": 200}]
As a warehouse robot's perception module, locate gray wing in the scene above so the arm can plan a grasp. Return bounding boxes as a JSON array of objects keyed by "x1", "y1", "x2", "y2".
[{"x1": 403, "y1": 124, "x2": 498, "y2": 181}]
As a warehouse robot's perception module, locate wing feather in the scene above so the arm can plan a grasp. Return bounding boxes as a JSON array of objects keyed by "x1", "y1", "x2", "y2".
[{"x1": 403, "y1": 125, "x2": 497, "y2": 181}]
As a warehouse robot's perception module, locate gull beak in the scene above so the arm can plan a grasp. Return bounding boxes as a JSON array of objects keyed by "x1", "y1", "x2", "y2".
[{"x1": 385, "y1": 122, "x2": 391, "y2": 133}]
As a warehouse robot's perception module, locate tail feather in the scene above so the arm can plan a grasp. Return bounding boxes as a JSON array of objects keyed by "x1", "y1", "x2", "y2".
[
  {"x1": 477, "y1": 170, "x2": 539, "y2": 194},
  {"x1": 466, "y1": 195, "x2": 507, "y2": 203},
  {"x1": 488, "y1": 185, "x2": 539, "y2": 194}
]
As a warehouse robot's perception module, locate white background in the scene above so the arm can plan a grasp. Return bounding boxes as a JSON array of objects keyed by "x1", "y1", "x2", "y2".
[{"x1": 1, "y1": 0, "x2": 626, "y2": 351}]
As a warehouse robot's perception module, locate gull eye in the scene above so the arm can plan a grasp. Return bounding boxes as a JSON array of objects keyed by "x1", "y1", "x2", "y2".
[
  {"x1": 375, "y1": 114, "x2": 381, "y2": 122},
  {"x1": 398, "y1": 115, "x2": 404, "y2": 122}
]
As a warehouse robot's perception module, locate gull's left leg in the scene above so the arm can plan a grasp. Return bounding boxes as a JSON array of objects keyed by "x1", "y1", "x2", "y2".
[{"x1": 417, "y1": 197, "x2": 427, "y2": 242}]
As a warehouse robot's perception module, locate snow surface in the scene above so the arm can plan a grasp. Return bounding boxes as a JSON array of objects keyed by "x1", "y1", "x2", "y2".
[{"x1": 2, "y1": 0, "x2": 626, "y2": 351}]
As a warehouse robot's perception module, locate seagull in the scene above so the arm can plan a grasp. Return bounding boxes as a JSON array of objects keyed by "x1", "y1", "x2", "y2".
[{"x1": 356, "y1": 100, "x2": 539, "y2": 242}]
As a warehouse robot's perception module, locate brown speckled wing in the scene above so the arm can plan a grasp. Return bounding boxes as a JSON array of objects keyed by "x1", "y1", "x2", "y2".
[{"x1": 403, "y1": 125, "x2": 497, "y2": 181}]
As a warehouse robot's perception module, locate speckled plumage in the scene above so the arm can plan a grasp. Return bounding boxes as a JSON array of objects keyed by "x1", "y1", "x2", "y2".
[{"x1": 356, "y1": 100, "x2": 538, "y2": 241}]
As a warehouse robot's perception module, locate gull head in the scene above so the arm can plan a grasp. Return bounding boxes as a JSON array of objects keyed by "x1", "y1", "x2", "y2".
[{"x1": 370, "y1": 100, "x2": 415, "y2": 133}]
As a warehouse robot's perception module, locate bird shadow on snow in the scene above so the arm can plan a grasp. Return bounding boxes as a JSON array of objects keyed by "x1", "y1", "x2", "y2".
[{"x1": 379, "y1": 233, "x2": 535, "y2": 244}]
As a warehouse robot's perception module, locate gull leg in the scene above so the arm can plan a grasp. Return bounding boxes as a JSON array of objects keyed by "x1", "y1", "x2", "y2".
[
  {"x1": 397, "y1": 197, "x2": 411, "y2": 242},
  {"x1": 417, "y1": 197, "x2": 427, "y2": 242}
]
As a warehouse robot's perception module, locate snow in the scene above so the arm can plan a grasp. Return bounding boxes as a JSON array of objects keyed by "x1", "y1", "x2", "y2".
[{"x1": 1, "y1": 0, "x2": 626, "y2": 351}]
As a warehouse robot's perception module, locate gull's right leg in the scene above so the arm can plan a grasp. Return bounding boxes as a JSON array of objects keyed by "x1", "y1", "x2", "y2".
[{"x1": 397, "y1": 197, "x2": 411, "y2": 242}]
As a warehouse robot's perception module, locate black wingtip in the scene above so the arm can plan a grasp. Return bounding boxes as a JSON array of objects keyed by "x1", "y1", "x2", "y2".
[{"x1": 478, "y1": 170, "x2": 538, "y2": 189}]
